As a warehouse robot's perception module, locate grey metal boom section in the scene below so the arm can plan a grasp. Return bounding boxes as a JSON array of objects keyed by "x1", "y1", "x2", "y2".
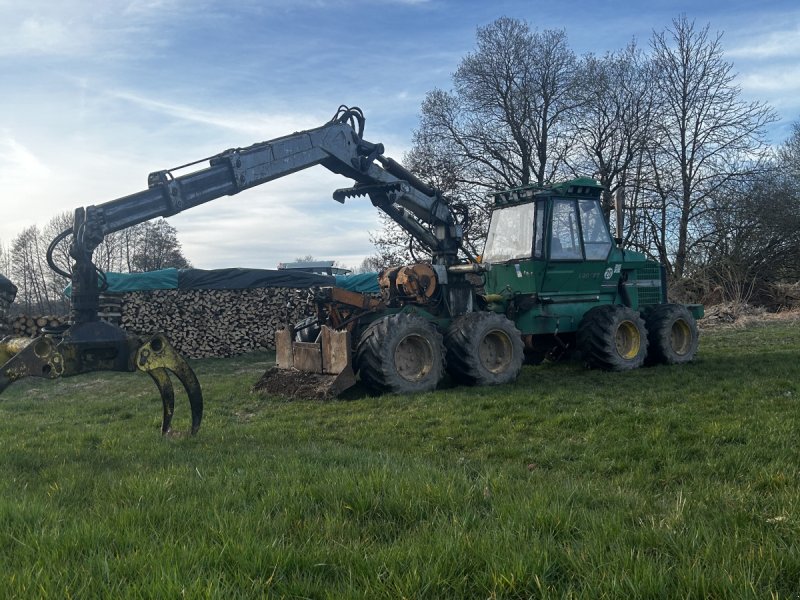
[{"x1": 80, "y1": 119, "x2": 461, "y2": 261}]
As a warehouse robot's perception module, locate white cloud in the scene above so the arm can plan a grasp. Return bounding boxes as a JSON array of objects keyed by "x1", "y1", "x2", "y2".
[
  {"x1": 0, "y1": 136, "x2": 55, "y2": 242},
  {"x1": 0, "y1": 17, "x2": 86, "y2": 57},
  {"x1": 739, "y1": 65, "x2": 800, "y2": 94},
  {"x1": 0, "y1": 136, "x2": 50, "y2": 179},
  {"x1": 105, "y1": 90, "x2": 323, "y2": 138},
  {"x1": 172, "y1": 181, "x2": 383, "y2": 269},
  {"x1": 726, "y1": 25, "x2": 800, "y2": 60},
  {"x1": 0, "y1": 1, "x2": 205, "y2": 58}
]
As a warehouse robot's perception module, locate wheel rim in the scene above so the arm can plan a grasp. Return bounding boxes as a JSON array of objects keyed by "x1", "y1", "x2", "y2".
[
  {"x1": 670, "y1": 319, "x2": 692, "y2": 356},
  {"x1": 615, "y1": 321, "x2": 641, "y2": 360},
  {"x1": 394, "y1": 333, "x2": 434, "y2": 382},
  {"x1": 479, "y1": 329, "x2": 514, "y2": 374}
]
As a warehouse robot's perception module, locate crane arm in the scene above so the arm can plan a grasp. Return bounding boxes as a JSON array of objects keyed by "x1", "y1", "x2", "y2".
[
  {"x1": 67, "y1": 107, "x2": 463, "y2": 323},
  {"x1": 76, "y1": 107, "x2": 459, "y2": 261}
]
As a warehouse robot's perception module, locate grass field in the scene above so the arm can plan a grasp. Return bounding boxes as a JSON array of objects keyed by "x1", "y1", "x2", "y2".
[{"x1": 1, "y1": 320, "x2": 799, "y2": 598}]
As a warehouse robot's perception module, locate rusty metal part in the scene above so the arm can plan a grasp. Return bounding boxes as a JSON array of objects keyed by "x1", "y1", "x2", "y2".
[
  {"x1": 378, "y1": 266, "x2": 401, "y2": 301},
  {"x1": 325, "y1": 286, "x2": 383, "y2": 312},
  {"x1": 396, "y1": 263, "x2": 438, "y2": 302},
  {"x1": 0, "y1": 322, "x2": 203, "y2": 435},
  {"x1": 379, "y1": 263, "x2": 439, "y2": 305},
  {"x1": 314, "y1": 286, "x2": 384, "y2": 331}
]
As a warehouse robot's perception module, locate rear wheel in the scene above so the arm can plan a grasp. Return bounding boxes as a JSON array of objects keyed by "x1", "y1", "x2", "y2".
[
  {"x1": 645, "y1": 304, "x2": 699, "y2": 364},
  {"x1": 355, "y1": 313, "x2": 445, "y2": 394},
  {"x1": 577, "y1": 305, "x2": 648, "y2": 371},
  {"x1": 445, "y1": 312, "x2": 524, "y2": 385}
]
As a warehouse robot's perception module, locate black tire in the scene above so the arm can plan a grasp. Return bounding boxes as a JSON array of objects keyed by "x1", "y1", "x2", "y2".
[
  {"x1": 355, "y1": 313, "x2": 445, "y2": 394},
  {"x1": 293, "y1": 316, "x2": 320, "y2": 343},
  {"x1": 577, "y1": 305, "x2": 648, "y2": 371},
  {"x1": 444, "y1": 312, "x2": 524, "y2": 385},
  {"x1": 645, "y1": 304, "x2": 699, "y2": 365}
]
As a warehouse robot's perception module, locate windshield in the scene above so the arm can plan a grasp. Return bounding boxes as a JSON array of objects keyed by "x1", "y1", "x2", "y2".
[
  {"x1": 579, "y1": 199, "x2": 613, "y2": 260},
  {"x1": 483, "y1": 203, "x2": 536, "y2": 263}
]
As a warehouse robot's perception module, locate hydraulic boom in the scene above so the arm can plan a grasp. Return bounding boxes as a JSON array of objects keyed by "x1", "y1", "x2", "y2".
[{"x1": 0, "y1": 106, "x2": 467, "y2": 433}]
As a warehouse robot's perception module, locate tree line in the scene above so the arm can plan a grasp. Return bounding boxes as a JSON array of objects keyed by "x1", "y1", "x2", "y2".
[
  {"x1": 4, "y1": 15, "x2": 799, "y2": 313},
  {"x1": 0, "y1": 215, "x2": 190, "y2": 315},
  {"x1": 371, "y1": 15, "x2": 800, "y2": 305}
]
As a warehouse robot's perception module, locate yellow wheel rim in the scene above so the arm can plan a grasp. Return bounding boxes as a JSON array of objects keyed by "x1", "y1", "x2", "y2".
[
  {"x1": 615, "y1": 321, "x2": 641, "y2": 359},
  {"x1": 671, "y1": 319, "x2": 692, "y2": 356}
]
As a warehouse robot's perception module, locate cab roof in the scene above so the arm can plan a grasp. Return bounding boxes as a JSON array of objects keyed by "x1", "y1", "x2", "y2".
[{"x1": 490, "y1": 177, "x2": 603, "y2": 206}]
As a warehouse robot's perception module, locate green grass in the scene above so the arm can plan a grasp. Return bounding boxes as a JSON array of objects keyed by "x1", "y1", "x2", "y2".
[{"x1": 1, "y1": 321, "x2": 799, "y2": 598}]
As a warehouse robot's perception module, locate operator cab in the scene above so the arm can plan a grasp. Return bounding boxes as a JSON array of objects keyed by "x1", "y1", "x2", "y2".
[{"x1": 483, "y1": 177, "x2": 613, "y2": 264}]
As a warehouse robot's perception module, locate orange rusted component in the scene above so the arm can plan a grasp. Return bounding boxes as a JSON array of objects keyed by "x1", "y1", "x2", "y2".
[
  {"x1": 395, "y1": 263, "x2": 438, "y2": 303},
  {"x1": 327, "y1": 286, "x2": 383, "y2": 311}
]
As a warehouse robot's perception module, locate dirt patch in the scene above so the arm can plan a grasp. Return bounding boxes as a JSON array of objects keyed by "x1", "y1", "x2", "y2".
[{"x1": 252, "y1": 367, "x2": 342, "y2": 400}]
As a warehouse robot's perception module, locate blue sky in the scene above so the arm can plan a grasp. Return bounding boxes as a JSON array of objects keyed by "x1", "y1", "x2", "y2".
[{"x1": 1, "y1": 0, "x2": 798, "y2": 271}]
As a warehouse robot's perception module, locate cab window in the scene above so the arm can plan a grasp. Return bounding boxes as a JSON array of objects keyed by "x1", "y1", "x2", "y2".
[
  {"x1": 579, "y1": 199, "x2": 612, "y2": 260},
  {"x1": 483, "y1": 202, "x2": 536, "y2": 263},
  {"x1": 550, "y1": 199, "x2": 582, "y2": 260}
]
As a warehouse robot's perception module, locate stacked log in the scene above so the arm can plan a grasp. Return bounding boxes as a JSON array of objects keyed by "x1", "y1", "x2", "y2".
[
  {"x1": 118, "y1": 287, "x2": 317, "y2": 358},
  {"x1": 98, "y1": 294, "x2": 123, "y2": 325},
  {"x1": 10, "y1": 314, "x2": 68, "y2": 337}
]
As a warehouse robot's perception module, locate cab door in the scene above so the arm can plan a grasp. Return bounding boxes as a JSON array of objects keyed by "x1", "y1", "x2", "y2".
[{"x1": 539, "y1": 198, "x2": 616, "y2": 299}]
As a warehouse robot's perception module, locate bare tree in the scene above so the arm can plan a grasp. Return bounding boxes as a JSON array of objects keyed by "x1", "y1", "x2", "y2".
[
  {"x1": 128, "y1": 219, "x2": 191, "y2": 272},
  {"x1": 778, "y1": 121, "x2": 800, "y2": 179},
  {"x1": 93, "y1": 230, "x2": 128, "y2": 273},
  {"x1": 353, "y1": 253, "x2": 393, "y2": 274},
  {"x1": 699, "y1": 123, "x2": 800, "y2": 301},
  {"x1": 378, "y1": 17, "x2": 582, "y2": 259},
  {"x1": 368, "y1": 212, "x2": 431, "y2": 266},
  {"x1": 42, "y1": 211, "x2": 74, "y2": 299},
  {"x1": 11, "y1": 226, "x2": 56, "y2": 314},
  {"x1": 418, "y1": 18, "x2": 580, "y2": 191},
  {"x1": 646, "y1": 15, "x2": 777, "y2": 277},
  {"x1": 569, "y1": 43, "x2": 657, "y2": 229}
]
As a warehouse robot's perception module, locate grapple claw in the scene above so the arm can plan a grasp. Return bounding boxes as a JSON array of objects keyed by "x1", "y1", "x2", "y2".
[
  {"x1": 146, "y1": 368, "x2": 176, "y2": 435},
  {"x1": 136, "y1": 334, "x2": 203, "y2": 435}
]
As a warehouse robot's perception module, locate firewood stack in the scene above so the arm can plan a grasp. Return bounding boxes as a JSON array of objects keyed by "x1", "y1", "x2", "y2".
[
  {"x1": 10, "y1": 314, "x2": 68, "y2": 337},
  {"x1": 118, "y1": 287, "x2": 318, "y2": 358}
]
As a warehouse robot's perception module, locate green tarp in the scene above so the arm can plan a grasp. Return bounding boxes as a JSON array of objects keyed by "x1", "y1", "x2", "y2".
[
  {"x1": 64, "y1": 268, "x2": 380, "y2": 295},
  {"x1": 334, "y1": 272, "x2": 380, "y2": 293}
]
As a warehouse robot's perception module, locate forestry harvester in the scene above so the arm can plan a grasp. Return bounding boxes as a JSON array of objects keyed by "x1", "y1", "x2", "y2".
[{"x1": 0, "y1": 106, "x2": 702, "y2": 434}]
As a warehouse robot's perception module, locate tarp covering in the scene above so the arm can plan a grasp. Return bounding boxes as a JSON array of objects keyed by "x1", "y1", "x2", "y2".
[
  {"x1": 107, "y1": 268, "x2": 180, "y2": 291},
  {"x1": 64, "y1": 268, "x2": 179, "y2": 296},
  {"x1": 63, "y1": 268, "x2": 381, "y2": 294},
  {"x1": 178, "y1": 268, "x2": 333, "y2": 290},
  {"x1": 334, "y1": 272, "x2": 380, "y2": 293}
]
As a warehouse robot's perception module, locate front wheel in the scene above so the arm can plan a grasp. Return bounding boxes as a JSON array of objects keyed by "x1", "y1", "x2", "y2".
[
  {"x1": 444, "y1": 312, "x2": 524, "y2": 385},
  {"x1": 355, "y1": 313, "x2": 445, "y2": 394},
  {"x1": 577, "y1": 305, "x2": 648, "y2": 371},
  {"x1": 645, "y1": 304, "x2": 699, "y2": 365}
]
